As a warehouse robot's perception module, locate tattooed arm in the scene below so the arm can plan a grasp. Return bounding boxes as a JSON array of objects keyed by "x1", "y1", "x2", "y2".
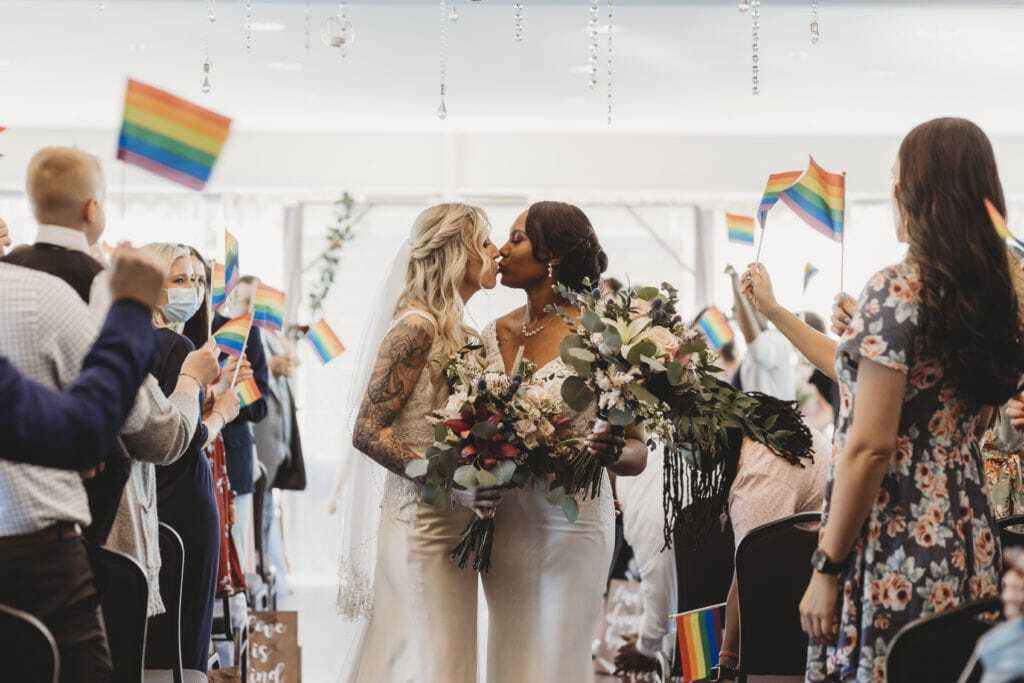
[{"x1": 352, "y1": 316, "x2": 434, "y2": 476}]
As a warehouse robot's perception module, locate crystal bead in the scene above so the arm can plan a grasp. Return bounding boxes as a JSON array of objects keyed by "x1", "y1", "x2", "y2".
[
  {"x1": 738, "y1": 0, "x2": 749, "y2": 11},
  {"x1": 201, "y1": 75, "x2": 212, "y2": 94},
  {"x1": 437, "y1": 101, "x2": 448, "y2": 120}
]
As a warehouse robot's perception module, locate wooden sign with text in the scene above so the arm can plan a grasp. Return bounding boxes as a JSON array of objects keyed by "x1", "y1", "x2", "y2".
[{"x1": 248, "y1": 610, "x2": 301, "y2": 683}]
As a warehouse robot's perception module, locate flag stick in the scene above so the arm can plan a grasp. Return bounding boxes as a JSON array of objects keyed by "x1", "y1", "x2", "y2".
[
  {"x1": 230, "y1": 310, "x2": 255, "y2": 388},
  {"x1": 839, "y1": 172, "x2": 847, "y2": 294},
  {"x1": 754, "y1": 222, "x2": 767, "y2": 264}
]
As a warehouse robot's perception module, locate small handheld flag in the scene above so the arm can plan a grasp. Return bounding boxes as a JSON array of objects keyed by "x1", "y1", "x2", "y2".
[
  {"x1": 758, "y1": 170, "x2": 802, "y2": 228},
  {"x1": 726, "y1": 213, "x2": 755, "y2": 246},
  {"x1": 224, "y1": 228, "x2": 240, "y2": 296},
  {"x1": 116, "y1": 78, "x2": 231, "y2": 190},
  {"x1": 984, "y1": 198, "x2": 1024, "y2": 250},
  {"x1": 306, "y1": 318, "x2": 346, "y2": 365},
  {"x1": 235, "y1": 377, "x2": 262, "y2": 407},
  {"x1": 253, "y1": 283, "x2": 286, "y2": 332},
  {"x1": 697, "y1": 307, "x2": 735, "y2": 351},
  {"x1": 675, "y1": 603, "x2": 726, "y2": 683},
  {"x1": 803, "y1": 262, "x2": 820, "y2": 293},
  {"x1": 211, "y1": 262, "x2": 226, "y2": 309},
  {"x1": 213, "y1": 316, "x2": 252, "y2": 357},
  {"x1": 780, "y1": 156, "x2": 846, "y2": 241}
]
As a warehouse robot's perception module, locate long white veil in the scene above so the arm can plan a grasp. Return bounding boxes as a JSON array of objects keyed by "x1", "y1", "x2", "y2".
[{"x1": 334, "y1": 239, "x2": 413, "y2": 623}]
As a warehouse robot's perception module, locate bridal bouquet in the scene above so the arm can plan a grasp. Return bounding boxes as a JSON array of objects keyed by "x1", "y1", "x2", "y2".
[
  {"x1": 405, "y1": 345, "x2": 580, "y2": 572},
  {"x1": 554, "y1": 280, "x2": 712, "y2": 497}
]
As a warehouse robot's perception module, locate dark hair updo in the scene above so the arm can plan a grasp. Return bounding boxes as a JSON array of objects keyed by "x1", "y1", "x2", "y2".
[{"x1": 524, "y1": 201, "x2": 608, "y2": 291}]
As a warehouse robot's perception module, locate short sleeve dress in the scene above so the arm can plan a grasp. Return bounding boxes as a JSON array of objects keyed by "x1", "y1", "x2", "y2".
[{"x1": 806, "y1": 261, "x2": 1001, "y2": 682}]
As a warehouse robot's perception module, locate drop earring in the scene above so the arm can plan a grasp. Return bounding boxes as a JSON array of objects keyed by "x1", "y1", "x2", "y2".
[{"x1": 548, "y1": 262, "x2": 555, "y2": 278}]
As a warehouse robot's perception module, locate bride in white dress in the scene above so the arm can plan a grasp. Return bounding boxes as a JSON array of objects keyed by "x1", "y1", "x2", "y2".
[
  {"x1": 481, "y1": 201, "x2": 649, "y2": 682},
  {"x1": 337, "y1": 203, "x2": 501, "y2": 683}
]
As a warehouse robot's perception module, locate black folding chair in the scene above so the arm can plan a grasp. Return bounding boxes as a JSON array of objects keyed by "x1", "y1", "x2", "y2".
[
  {"x1": 670, "y1": 500, "x2": 736, "y2": 678},
  {"x1": 886, "y1": 597, "x2": 1002, "y2": 683},
  {"x1": 735, "y1": 511, "x2": 820, "y2": 681},
  {"x1": 999, "y1": 514, "x2": 1024, "y2": 553},
  {"x1": 88, "y1": 545, "x2": 150, "y2": 683},
  {"x1": 249, "y1": 466, "x2": 276, "y2": 612},
  {"x1": 144, "y1": 523, "x2": 206, "y2": 683},
  {"x1": 0, "y1": 603, "x2": 59, "y2": 683}
]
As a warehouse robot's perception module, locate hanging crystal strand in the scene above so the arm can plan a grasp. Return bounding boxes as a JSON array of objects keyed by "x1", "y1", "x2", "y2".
[
  {"x1": 810, "y1": 0, "x2": 821, "y2": 45},
  {"x1": 207, "y1": 0, "x2": 216, "y2": 23},
  {"x1": 304, "y1": 1, "x2": 312, "y2": 51},
  {"x1": 201, "y1": 40, "x2": 213, "y2": 94},
  {"x1": 587, "y1": 0, "x2": 599, "y2": 90},
  {"x1": 437, "y1": 0, "x2": 449, "y2": 120},
  {"x1": 751, "y1": 0, "x2": 761, "y2": 95},
  {"x1": 244, "y1": 0, "x2": 254, "y2": 54},
  {"x1": 513, "y1": 3, "x2": 524, "y2": 43},
  {"x1": 738, "y1": 0, "x2": 749, "y2": 12},
  {"x1": 448, "y1": 0, "x2": 460, "y2": 23},
  {"x1": 606, "y1": 0, "x2": 614, "y2": 126}
]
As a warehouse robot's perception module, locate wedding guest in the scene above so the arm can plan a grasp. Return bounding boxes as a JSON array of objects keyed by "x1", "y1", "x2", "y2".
[
  {"x1": 212, "y1": 274, "x2": 270, "y2": 571},
  {"x1": 2, "y1": 146, "x2": 106, "y2": 302},
  {"x1": 726, "y1": 265, "x2": 795, "y2": 400},
  {"x1": 0, "y1": 255, "x2": 201, "y2": 682},
  {"x1": 0, "y1": 245, "x2": 163, "y2": 467},
  {"x1": 793, "y1": 118, "x2": 1020, "y2": 681},
  {"x1": 140, "y1": 243, "x2": 242, "y2": 672},
  {"x1": 613, "y1": 448, "x2": 678, "y2": 676}
]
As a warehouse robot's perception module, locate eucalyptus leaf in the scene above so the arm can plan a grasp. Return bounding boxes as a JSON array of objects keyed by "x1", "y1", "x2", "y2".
[
  {"x1": 627, "y1": 340, "x2": 658, "y2": 365},
  {"x1": 471, "y1": 421, "x2": 498, "y2": 440},
  {"x1": 581, "y1": 310, "x2": 606, "y2": 333},
  {"x1": 567, "y1": 347, "x2": 597, "y2": 364},
  {"x1": 570, "y1": 359, "x2": 593, "y2": 380},
  {"x1": 476, "y1": 468, "x2": 499, "y2": 488},
  {"x1": 602, "y1": 329, "x2": 623, "y2": 354},
  {"x1": 453, "y1": 465, "x2": 478, "y2": 490},
  {"x1": 559, "y1": 334, "x2": 586, "y2": 364},
  {"x1": 628, "y1": 383, "x2": 660, "y2": 407},
  {"x1": 561, "y1": 376, "x2": 596, "y2": 412},
  {"x1": 493, "y1": 460, "x2": 518, "y2": 485},
  {"x1": 634, "y1": 286, "x2": 660, "y2": 301},
  {"x1": 405, "y1": 459, "x2": 429, "y2": 480}
]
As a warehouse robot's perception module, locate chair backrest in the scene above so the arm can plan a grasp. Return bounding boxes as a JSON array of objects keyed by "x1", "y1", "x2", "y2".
[
  {"x1": 145, "y1": 523, "x2": 185, "y2": 682},
  {"x1": 252, "y1": 465, "x2": 268, "y2": 577},
  {"x1": 88, "y1": 544, "x2": 150, "y2": 683},
  {"x1": 0, "y1": 603, "x2": 59, "y2": 683},
  {"x1": 736, "y1": 511, "x2": 821, "y2": 676},
  {"x1": 886, "y1": 597, "x2": 1003, "y2": 683},
  {"x1": 998, "y1": 514, "x2": 1024, "y2": 552},
  {"x1": 670, "y1": 500, "x2": 736, "y2": 677}
]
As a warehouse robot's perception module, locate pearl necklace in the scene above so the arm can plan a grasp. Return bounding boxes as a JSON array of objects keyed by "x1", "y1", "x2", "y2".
[{"x1": 521, "y1": 311, "x2": 554, "y2": 338}]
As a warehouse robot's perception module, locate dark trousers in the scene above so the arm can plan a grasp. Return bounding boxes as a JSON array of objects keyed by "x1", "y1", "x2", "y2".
[{"x1": 0, "y1": 534, "x2": 113, "y2": 683}]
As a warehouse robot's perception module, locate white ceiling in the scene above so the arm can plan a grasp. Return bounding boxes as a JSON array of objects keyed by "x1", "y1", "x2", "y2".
[{"x1": 1, "y1": 0, "x2": 1023, "y2": 134}]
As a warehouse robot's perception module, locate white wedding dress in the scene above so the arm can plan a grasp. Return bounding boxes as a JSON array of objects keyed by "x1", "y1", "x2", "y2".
[
  {"x1": 346, "y1": 310, "x2": 479, "y2": 683},
  {"x1": 480, "y1": 321, "x2": 615, "y2": 683}
]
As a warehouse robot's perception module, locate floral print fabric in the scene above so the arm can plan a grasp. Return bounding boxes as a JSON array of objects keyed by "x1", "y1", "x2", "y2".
[{"x1": 806, "y1": 261, "x2": 1001, "y2": 682}]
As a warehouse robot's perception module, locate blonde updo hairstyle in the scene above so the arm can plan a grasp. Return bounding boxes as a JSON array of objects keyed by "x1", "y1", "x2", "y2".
[
  {"x1": 141, "y1": 242, "x2": 193, "y2": 331},
  {"x1": 396, "y1": 203, "x2": 492, "y2": 356}
]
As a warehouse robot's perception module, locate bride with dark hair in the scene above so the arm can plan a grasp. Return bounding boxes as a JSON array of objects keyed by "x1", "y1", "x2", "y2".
[{"x1": 479, "y1": 201, "x2": 649, "y2": 682}]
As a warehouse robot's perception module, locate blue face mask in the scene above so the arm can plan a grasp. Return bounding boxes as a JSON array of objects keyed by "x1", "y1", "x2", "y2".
[{"x1": 163, "y1": 287, "x2": 202, "y2": 323}]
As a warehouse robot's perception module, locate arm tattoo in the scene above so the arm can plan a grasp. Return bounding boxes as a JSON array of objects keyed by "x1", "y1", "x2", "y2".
[{"x1": 352, "y1": 318, "x2": 434, "y2": 476}]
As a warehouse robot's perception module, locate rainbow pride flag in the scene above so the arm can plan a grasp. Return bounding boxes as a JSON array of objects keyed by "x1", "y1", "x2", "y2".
[
  {"x1": 675, "y1": 603, "x2": 726, "y2": 683},
  {"x1": 726, "y1": 213, "x2": 755, "y2": 246},
  {"x1": 803, "y1": 262, "x2": 820, "y2": 293},
  {"x1": 213, "y1": 315, "x2": 252, "y2": 357},
  {"x1": 985, "y1": 198, "x2": 1024, "y2": 250},
  {"x1": 253, "y1": 283, "x2": 286, "y2": 332},
  {"x1": 235, "y1": 377, "x2": 262, "y2": 407},
  {"x1": 780, "y1": 157, "x2": 846, "y2": 241},
  {"x1": 116, "y1": 78, "x2": 231, "y2": 190},
  {"x1": 697, "y1": 307, "x2": 734, "y2": 350},
  {"x1": 211, "y1": 262, "x2": 226, "y2": 309},
  {"x1": 758, "y1": 170, "x2": 802, "y2": 227},
  {"x1": 224, "y1": 229, "x2": 240, "y2": 295},
  {"x1": 306, "y1": 318, "x2": 346, "y2": 365}
]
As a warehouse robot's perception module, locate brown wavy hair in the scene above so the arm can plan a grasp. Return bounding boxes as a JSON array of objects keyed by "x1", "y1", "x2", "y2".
[
  {"x1": 524, "y1": 201, "x2": 608, "y2": 291},
  {"x1": 896, "y1": 117, "x2": 1024, "y2": 408}
]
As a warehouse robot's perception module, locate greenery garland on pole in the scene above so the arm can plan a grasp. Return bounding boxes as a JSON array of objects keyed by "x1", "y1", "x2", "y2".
[{"x1": 307, "y1": 192, "x2": 357, "y2": 316}]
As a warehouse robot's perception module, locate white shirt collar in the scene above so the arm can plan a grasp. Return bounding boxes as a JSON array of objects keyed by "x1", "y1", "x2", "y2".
[{"x1": 36, "y1": 224, "x2": 91, "y2": 254}]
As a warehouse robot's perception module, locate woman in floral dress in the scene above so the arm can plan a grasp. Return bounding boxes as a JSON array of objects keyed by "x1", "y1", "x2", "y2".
[{"x1": 796, "y1": 117, "x2": 1024, "y2": 682}]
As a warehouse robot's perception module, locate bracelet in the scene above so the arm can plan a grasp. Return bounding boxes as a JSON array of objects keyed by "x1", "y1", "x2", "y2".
[
  {"x1": 719, "y1": 649, "x2": 739, "y2": 661},
  {"x1": 179, "y1": 372, "x2": 202, "y2": 389}
]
